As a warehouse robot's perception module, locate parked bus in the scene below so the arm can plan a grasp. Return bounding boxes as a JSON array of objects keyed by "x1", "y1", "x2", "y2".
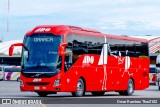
[
  {"x1": 9, "y1": 25, "x2": 149, "y2": 97},
  {"x1": 4, "y1": 66, "x2": 21, "y2": 81},
  {"x1": 156, "y1": 54, "x2": 160, "y2": 90},
  {"x1": 149, "y1": 53, "x2": 158, "y2": 85},
  {"x1": 0, "y1": 66, "x2": 4, "y2": 80},
  {"x1": 149, "y1": 64, "x2": 156, "y2": 85}
]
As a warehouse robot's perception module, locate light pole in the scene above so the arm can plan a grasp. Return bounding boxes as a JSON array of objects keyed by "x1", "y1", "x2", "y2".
[{"x1": 7, "y1": 0, "x2": 10, "y2": 33}]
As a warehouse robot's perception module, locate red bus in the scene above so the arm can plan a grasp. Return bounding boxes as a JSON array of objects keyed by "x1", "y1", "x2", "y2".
[{"x1": 9, "y1": 25, "x2": 149, "y2": 97}]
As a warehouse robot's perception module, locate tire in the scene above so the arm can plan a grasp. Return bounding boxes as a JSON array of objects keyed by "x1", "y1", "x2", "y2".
[
  {"x1": 158, "y1": 79, "x2": 160, "y2": 90},
  {"x1": 17, "y1": 77, "x2": 20, "y2": 82},
  {"x1": 91, "y1": 92, "x2": 105, "y2": 96},
  {"x1": 72, "y1": 78, "x2": 85, "y2": 97},
  {"x1": 123, "y1": 79, "x2": 134, "y2": 96},
  {"x1": 119, "y1": 91, "x2": 125, "y2": 95},
  {"x1": 37, "y1": 92, "x2": 48, "y2": 97}
]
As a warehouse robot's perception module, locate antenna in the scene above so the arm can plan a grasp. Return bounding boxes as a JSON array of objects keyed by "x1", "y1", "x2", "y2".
[
  {"x1": 2, "y1": 36, "x2": 3, "y2": 42},
  {"x1": 7, "y1": 0, "x2": 10, "y2": 33}
]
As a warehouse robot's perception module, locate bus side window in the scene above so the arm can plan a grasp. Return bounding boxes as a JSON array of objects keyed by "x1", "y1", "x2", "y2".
[
  {"x1": 126, "y1": 50, "x2": 129, "y2": 56},
  {"x1": 136, "y1": 43, "x2": 149, "y2": 57},
  {"x1": 136, "y1": 52, "x2": 141, "y2": 57},
  {"x1": 109, "y1": 44, "x2": 118, "y2": 56},
  {"x1": 117, "y1": 44, "x2": 126, "y2": 56},
  {"x1": 57, "y1": 56, "x2": 62, "y2": 69},
  {"x1": 126, "y1": 45, "x2": 136, "y2": 57},
  {"x1": 97, "y1": 44, "x2": 103, "y2": 54},
  {"x1": 88, "y1": 43, "x2": 98, "y2": 54},
  {"x1": 72, "y1": 40, "x2": 87, "y2": 63},
  {"x1": 64, "y1": 47, "x2": 73, "y2": 71}
]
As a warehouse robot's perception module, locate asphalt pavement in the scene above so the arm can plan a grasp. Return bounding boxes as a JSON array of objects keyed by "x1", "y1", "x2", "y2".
[{"x1": 0, "y1": 81, "x2": 160, "y2": 107}]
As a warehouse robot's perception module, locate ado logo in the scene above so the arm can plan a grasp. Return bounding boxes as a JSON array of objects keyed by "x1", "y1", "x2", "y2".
[
  {"x1": 83, "y1": 56, "x2": 94, "y2": 64},
  {"x1": 35, "y1": 28, "x2": 51, "y2": 32}
]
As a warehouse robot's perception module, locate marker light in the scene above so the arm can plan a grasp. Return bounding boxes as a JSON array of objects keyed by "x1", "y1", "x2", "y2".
[{"x1": 54, "y1": 79, "x2": 60, "y2": 86}]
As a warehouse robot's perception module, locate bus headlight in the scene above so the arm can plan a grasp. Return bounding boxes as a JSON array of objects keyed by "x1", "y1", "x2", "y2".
[{"x1": 54, "y1": 79, "x2": 60, "y2": 86}]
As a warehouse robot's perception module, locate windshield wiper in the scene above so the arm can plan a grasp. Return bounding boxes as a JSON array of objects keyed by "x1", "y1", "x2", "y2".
[
  {"x1": 22, "y1": 66, "x2": 38, "y2": 71},
  {"x1": 40, "y1": 65, "x2": 55, "y2": 71},
  {"x1": 22, "y1": 65, "x2": 56, "y2": 72}
]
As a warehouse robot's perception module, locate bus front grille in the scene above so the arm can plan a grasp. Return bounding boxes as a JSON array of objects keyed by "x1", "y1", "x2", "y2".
[{"x1": 26, "y1": 82, "x2": 50, "y2": 86}]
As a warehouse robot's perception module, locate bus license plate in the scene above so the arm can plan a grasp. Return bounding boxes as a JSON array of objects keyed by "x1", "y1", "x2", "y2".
[{"x1": 34, "y1": 86, "x2": 40, "y2": 90}]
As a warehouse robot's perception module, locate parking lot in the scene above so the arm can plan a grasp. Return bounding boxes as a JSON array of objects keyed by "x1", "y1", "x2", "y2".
[
  {"x1": 0, "y1": 81, "x2": 160, "y2": 107},
  {"x1": 0, "y1": 81, "x2": 160, "y2": 98}
]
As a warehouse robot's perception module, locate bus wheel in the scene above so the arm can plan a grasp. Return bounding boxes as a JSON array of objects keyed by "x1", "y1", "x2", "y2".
[
  {"x1": 124, "y1": 79, "x2": 134, "y2": 96},
  {"x1": 37, "y1": 92, "x2": 48, "y2": 97},
  {"x1": 72, "y1": 78, "x2": 85, "y2": 97},
  {"x1": 119, "y1": 91, "x2": 125, "y2": 95},
  {"x1": 91, "y1": 92, "x2": 105, "y2": 96}
]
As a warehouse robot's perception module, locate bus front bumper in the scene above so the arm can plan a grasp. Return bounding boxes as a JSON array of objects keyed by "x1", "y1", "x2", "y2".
[{"x1": 20, "y1": 79, "x2": 63, "y2": 92}]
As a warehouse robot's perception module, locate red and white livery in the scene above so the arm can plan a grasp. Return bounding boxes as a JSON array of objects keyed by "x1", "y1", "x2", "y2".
[{"x1": 9, "y1": 25, "x2": 149, "y2": 97}]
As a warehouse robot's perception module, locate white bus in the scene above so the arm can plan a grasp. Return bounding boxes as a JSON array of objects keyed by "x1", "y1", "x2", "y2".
[
  {"x1": 0, "y1": 66, "x2": 4, "y2": 80},
  {"x1": 4, "y1": 66, "x2": 21, "y2": 82}
]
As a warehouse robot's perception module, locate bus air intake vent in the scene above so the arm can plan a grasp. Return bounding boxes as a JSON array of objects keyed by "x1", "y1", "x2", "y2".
[{"x1": 26, "y1": 82, "x2": 50, "y2": 86}]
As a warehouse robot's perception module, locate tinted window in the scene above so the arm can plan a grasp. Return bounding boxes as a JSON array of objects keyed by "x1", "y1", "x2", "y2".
[
  {"x1": 136, "y1": 43, "x2": 149, "y2": 57},
  {"x1": 117, "y1": 45, "x2": 126, "y2": 56},
  {"x1": 4, "y1": 67, "x2": 21, "y2": 72},
  {"x1": 66, "y1": 34, "x2": 105, "y2": 62},
  {"x1": 109, "y1": 45, "x2": 118, "y2": 56},
  {"x1": 126, "y1": 45, "x2": 136, "y2": 57},
  {"x1": 150, "y1": 68, "x2": 155, "y2": 73}
]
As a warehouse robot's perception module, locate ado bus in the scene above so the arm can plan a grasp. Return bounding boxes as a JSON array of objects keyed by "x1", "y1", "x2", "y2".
[{"x1": 9, "y1": 25, "x2": 149, "y2": 97}]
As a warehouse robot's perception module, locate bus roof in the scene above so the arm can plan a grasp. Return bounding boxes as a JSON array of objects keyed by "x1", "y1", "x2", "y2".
[
  {"x1": 105, "y1": 34, "x2": 148, "y2": 43},
  {"x1": 25, "y1": 25, "x2": 102, "y2": 36},
  {"x1": 25, "y1": 25, "x2": 148, "y2": 43}
]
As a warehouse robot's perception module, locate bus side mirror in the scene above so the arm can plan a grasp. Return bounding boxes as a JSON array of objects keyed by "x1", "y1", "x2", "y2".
[
  {"x1": 58, "y1": 43, "x2": 68, "y2": 56},
  {"x1": 9, "y1": 43, "x2": 29, "y2": 56}
]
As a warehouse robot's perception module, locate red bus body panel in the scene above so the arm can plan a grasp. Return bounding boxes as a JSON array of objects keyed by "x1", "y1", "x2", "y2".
[{"x1": 20, "y1": 25, "x2": 149, "y2": 93}]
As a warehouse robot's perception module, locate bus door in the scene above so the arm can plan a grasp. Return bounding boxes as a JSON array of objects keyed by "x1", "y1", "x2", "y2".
[
  {"x1": 62, "y1": 44, "x2": 80, "y2": 91},
  {"x1": 107, "y1": 44, "x2": 122, "y2": 90},
  {"x1": 64, "y1": 48, "x2": 73, "y2": 71}
]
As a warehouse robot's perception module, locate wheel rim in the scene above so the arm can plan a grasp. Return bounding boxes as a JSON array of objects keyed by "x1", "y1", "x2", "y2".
[
  {"x1": 128, "y1": 81, "x2": 133, "y2": 94},
  {"x1": 77, "y1": 80, "x2": 84, "y2": 95}
]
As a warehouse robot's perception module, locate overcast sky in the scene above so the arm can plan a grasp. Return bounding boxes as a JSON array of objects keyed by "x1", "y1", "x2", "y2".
[{"x1": 0, "y1": 0, "x2": 160, "y2": 41}]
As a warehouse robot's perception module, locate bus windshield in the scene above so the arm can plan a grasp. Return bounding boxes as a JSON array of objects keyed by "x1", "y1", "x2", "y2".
[{"x1": 22, "y1": 33, "x2": 62, "y2": 73}]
